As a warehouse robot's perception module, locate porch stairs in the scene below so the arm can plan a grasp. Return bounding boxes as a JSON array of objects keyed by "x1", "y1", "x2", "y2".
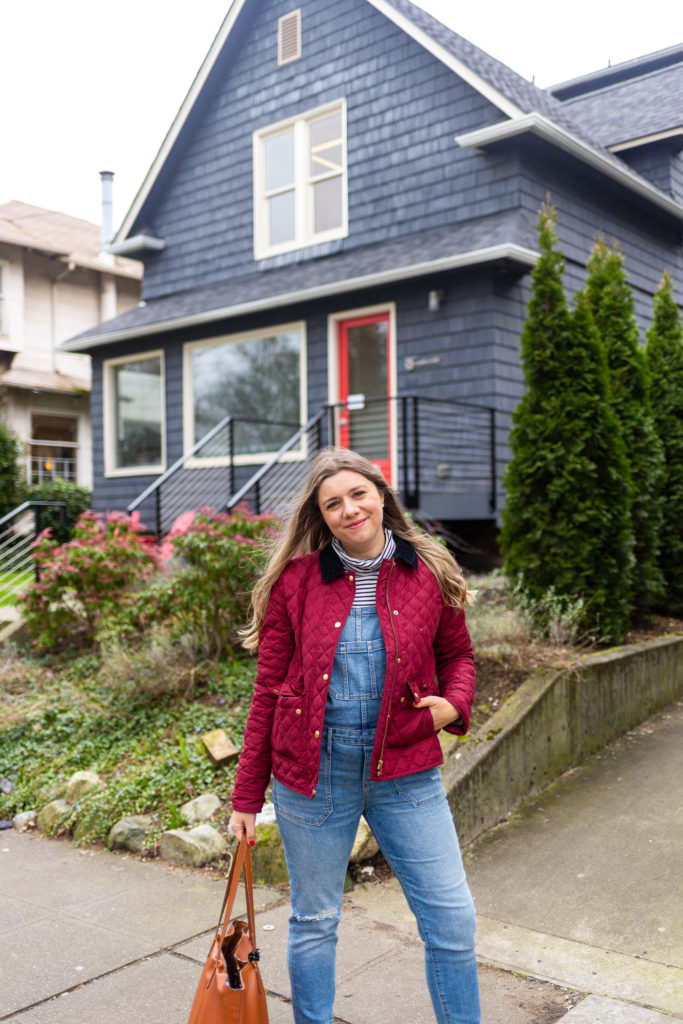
[{"x1": 126, "y1": 395, "x2": 496, "y2": 537}]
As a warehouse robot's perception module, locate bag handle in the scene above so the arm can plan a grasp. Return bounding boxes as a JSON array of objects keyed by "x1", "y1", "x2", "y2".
[{"x1": 212, "y1": 834, "x2": 258, "y2": 955}]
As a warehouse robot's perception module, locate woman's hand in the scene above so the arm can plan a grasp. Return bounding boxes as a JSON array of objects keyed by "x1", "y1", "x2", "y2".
[
  {"x1": 414, "y1": 695, "x2": 459, "y2": 731},
  {"x1": 229, "y1": 811, "x2": 257, "y2": 845}
]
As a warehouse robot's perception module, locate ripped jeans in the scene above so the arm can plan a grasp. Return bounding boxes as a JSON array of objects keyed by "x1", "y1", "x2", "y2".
[{"x1": 272, "y1": 608, "x2": 480, "y2": 1024}]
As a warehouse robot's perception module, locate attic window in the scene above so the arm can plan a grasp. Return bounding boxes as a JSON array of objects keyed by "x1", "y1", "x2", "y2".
[{"x1": 278, "y1": 9, "x2": 301, "y2": 65}]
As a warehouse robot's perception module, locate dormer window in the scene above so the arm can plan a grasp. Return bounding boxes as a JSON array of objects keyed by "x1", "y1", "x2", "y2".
[{"x1": 253, "y1": 99, "x2": 348, "y2": 259}]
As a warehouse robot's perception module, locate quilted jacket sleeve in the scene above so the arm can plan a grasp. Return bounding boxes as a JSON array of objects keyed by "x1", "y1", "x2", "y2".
[
  {"x1": 433, "y1": 604, "x2": 476, "y2": 735},
  {"x1": 231, "y1": 573, "x2": 295, "y2": 812}
]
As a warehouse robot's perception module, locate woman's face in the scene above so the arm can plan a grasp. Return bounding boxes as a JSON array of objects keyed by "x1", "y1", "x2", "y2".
[{"x1": 317, "y1": 470, "x2": 385, "y2": 559}]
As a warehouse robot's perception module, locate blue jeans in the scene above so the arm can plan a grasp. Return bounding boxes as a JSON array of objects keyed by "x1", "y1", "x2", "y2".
[{"x1": 272, "y1": 608, "x2": 481, "y2": 1024}]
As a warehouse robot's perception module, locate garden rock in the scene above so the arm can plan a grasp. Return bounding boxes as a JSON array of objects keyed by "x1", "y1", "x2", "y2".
[
  {"x1": 13, "y1": 810, "x2": 36, "y2": 831},
  {"x1": 159, "y1": 825, "x2": 227, "y2": 867},
  {"x1": 108, "y1": 815, "x2": 155, "y2": 853},
  {"x1": 349, "y1": 818, "x2": 379, "y2": 863},
  {"x1": 250, "y1": 821, "x2": 288, "y2": 885},
  {"x1": 180, "y1": 792, "x2": 221, "y2": 825},
  {"x1": 66, "y1": 770, "x2": 102, "y2": 803},
  {"x1": 37, "y1": 799, "x2": 71, "y2": 834},
  {"x1": 201, "y1": 729, "x2": 239, "y2": 764}
]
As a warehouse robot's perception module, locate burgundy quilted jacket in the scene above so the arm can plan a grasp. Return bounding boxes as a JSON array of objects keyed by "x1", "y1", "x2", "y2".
[{"x1": 231, "y1": 536, "x2": 476, "y2": 812}]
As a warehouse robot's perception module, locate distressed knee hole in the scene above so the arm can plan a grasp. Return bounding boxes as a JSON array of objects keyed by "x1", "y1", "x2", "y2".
[{"x1": 292, "y1": 906, "x2": 337, "y2": 922}]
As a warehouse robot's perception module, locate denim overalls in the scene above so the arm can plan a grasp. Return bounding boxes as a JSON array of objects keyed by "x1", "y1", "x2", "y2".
[{"x1": 272, "y1": 604, "x2": 481, "y2": 1024}]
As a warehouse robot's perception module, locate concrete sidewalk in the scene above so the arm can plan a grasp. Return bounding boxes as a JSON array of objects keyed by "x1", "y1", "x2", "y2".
[{"x1": 1, "y1": 702, "x2": 681, "y2": 1023}]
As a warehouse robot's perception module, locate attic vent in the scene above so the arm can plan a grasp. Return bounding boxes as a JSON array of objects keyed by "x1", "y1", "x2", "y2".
[{"x1": 278, "y1": 9, "x2": 301, "y2": 65}]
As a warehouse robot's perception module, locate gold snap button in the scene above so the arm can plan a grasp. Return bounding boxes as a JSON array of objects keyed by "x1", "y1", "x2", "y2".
[
  {"x1": 314, "y1": 730, "x2": 320, "y2": 738},
  {"x1": 400, "y1": 696, "x2": 405, "y2": 702},
  {"x1": 397, "y1": 657, "x2": 401, "y2": 663},
  {"x1": 349, "y1": 574, "x2": 354, "y2": 581},
  {"x1": 312, "y1": 788, "x2": 316, "y2": 796},
  {"x1": 334, "y1": 621, "x2": 341, "y2": 628},
  {"x1": 323, "y1": 673, "x2": 329, "y2": 680},
  {"x1": 295, "y1": 708, "x2": 302, "y2": 715},
  {"x1": 393, "y1": 609, "x2": 399, "y2": 615}
]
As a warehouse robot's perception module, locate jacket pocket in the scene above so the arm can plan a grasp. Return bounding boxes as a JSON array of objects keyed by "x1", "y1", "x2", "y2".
[
  {"x1": 271, "y1": 694, "x2": 305, "y2": 761},
  {"x1": 390, "y1": 702, "x2": 435, "y2": 746}
]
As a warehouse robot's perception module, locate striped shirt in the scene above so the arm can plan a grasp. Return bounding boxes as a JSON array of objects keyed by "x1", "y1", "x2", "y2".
[{"x1": 332, "y1": 531, "x2": 397, "y2": 607}]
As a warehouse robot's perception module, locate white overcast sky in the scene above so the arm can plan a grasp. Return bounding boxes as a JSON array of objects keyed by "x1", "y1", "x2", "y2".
[{"x1": 1, "y1": 1, "x2": 682, "y2": 232}]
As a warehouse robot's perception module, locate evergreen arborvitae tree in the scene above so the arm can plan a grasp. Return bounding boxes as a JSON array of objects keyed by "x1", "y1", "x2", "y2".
[
  {"x1": 500, "y1": 202, "x2": 633, "y2": 641},
  {"x1": 646, "y1": 272, "x2": 683, "y2": 615},
  {"x1": 582, "y1": 237, "x2": 665, "y2": 615}
]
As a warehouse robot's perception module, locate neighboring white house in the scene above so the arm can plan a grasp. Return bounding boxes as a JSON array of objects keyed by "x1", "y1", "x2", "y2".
[{"x1": 0, "y1": 198, "x2": 142, "y2": 489}]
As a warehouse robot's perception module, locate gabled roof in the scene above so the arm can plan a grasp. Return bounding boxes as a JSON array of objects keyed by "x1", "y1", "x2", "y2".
[
  {"x1": 560, "y1": 63, "x2": 683, "y2": 150},
  {"x1": 64, "y1": 209, "x2": 537, "y2": 351},
  {"x1": 0, "y1": 201, "x2": 142, "y2": 280},
  {"x1": 118, "y1": 0, "x2": 683, "y2": 246}
]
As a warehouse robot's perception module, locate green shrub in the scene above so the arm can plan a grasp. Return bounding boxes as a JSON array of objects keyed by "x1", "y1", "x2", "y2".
[
  {"x1": 646, "y1": 272, "x2": 683, "y2": 615},
  {"x1": 159, "y1": 506, "x2": 277, "y2": 660},
  {"x1": 500, "y1": 202, "x2": 634, "y2": 642},
  {"x1": 0, "y1": 422, "x2": 21, "y2": 516},
  {"x1": 21, "y1": 510, "x2": 162, "y2": 651},
  {"x1": 18, "y1": 479, "x2": 92, "y2": 543}
]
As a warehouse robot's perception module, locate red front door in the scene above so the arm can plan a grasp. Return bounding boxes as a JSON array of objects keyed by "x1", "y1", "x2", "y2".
[{"x1": 337, "y1": 312, "x2": 393, "y2": 484}]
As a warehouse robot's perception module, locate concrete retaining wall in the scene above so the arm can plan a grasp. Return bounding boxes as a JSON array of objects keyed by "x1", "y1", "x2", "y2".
[{"x1": 444, "y1": 635, "x2": 683, "y2": 847}]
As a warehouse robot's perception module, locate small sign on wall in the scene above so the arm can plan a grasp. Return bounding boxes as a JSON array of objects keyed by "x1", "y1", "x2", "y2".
[{"x1": 404, "y1": 355, "x2": 442, "y2": 372}]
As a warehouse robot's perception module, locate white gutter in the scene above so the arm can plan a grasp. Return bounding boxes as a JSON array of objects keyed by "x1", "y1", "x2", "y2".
[
  {"x1": 61, "y1": 242, "x2": 538, "y2": 352},
  {"x1": 609, "y1": 126, "x2": 683, "y2": 153},
  {"x1": 456, "y1": 112, "x2": 683, "y2": 225},
  {"x1": 107, "y1": 234, "x2": 166, "y2": 256}
]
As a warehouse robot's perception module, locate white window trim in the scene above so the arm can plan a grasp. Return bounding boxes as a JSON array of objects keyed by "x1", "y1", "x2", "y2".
[
  {"x1": 327, "y1": 303, "x2": 398, "y2": 483},
  {"x1": 183, "y1": 321, "x2": 308, "y2": 468},
  {"x1": 253, "y1": 99, "x2": 348, "y2": 260},
  {"x1": 103, "y1": 349, "x2": 166, "y2": 478}
]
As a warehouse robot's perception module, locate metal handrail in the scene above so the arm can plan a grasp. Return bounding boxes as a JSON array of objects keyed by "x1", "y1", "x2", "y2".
[
  {"x1": 226, "y1": 409, "x2": 327, "y2": 511},
  {"x1": 0, "y1": 500, "x2": 67, "y2": 530},
  {"x1": 127, "y1": 414, "x2": 301, "y2": 514}
]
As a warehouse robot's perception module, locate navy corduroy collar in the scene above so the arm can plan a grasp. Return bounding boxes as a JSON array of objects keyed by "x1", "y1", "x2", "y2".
[{"x1": 319, "y1": 533, "x2": 418, "y2": 582}]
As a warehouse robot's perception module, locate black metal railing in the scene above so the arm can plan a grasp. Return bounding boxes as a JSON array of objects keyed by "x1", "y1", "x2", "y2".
[
  {"x1": 0, "y1": 501, "x2": 66, "y2": 615},
  {"x1": 127, "y1": 396, "x2": 496, "y2": 535},
  {"x1": 227, "y1": 396, "x2": 496, "y2": 520},
  {"x1": 325, "y1": 395, "x2": 496, "y2": 514},
  {"x1": 127, "y1": 415, "x2": 302, "y2": 537}
]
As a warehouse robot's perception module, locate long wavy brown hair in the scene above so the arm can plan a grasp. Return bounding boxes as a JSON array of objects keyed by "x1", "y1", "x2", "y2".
[{"x1": 239, "y1": 447, "x2": 471, "y2": 651}]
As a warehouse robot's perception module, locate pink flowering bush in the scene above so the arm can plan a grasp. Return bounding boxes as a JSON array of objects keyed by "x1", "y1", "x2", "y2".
[
  {"x1": 21, "y1": 505, "x2": 277, "y2": 658},
  {"x1": 21, "y1": 511, "x2": 163, "y2": 651}
]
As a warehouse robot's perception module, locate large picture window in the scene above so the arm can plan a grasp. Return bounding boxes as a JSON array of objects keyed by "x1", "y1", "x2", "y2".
[
  {"x1": 104, "y1": 351, "x2": 165, "y2": 475},
  {"x1": 254, "y1": 100, "x2": 347, "y2": 258},
  {"x1": 185, "y1": 324, "x2": 306, "y2": 462}
]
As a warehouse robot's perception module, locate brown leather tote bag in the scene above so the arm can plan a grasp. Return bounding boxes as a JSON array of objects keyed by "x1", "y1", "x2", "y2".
[{"x1": 187, "y1": 834, "x2": 269, "y2": 1024}]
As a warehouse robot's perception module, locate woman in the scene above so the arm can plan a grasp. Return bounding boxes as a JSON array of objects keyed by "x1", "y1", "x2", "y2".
[{"x1": 230, "y1": 448, "x2": 481, "y2": 1024}]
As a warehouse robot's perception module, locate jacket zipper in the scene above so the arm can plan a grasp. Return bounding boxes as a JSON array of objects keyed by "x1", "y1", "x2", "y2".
[{"x1": 377, "y1": 561, "x2": 398, "y2": 776}]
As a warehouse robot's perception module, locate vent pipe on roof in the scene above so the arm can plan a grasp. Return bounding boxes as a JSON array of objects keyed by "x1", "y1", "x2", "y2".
[{"x1": 99, "y1": 170, "x2": 114, "y2": 249}]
